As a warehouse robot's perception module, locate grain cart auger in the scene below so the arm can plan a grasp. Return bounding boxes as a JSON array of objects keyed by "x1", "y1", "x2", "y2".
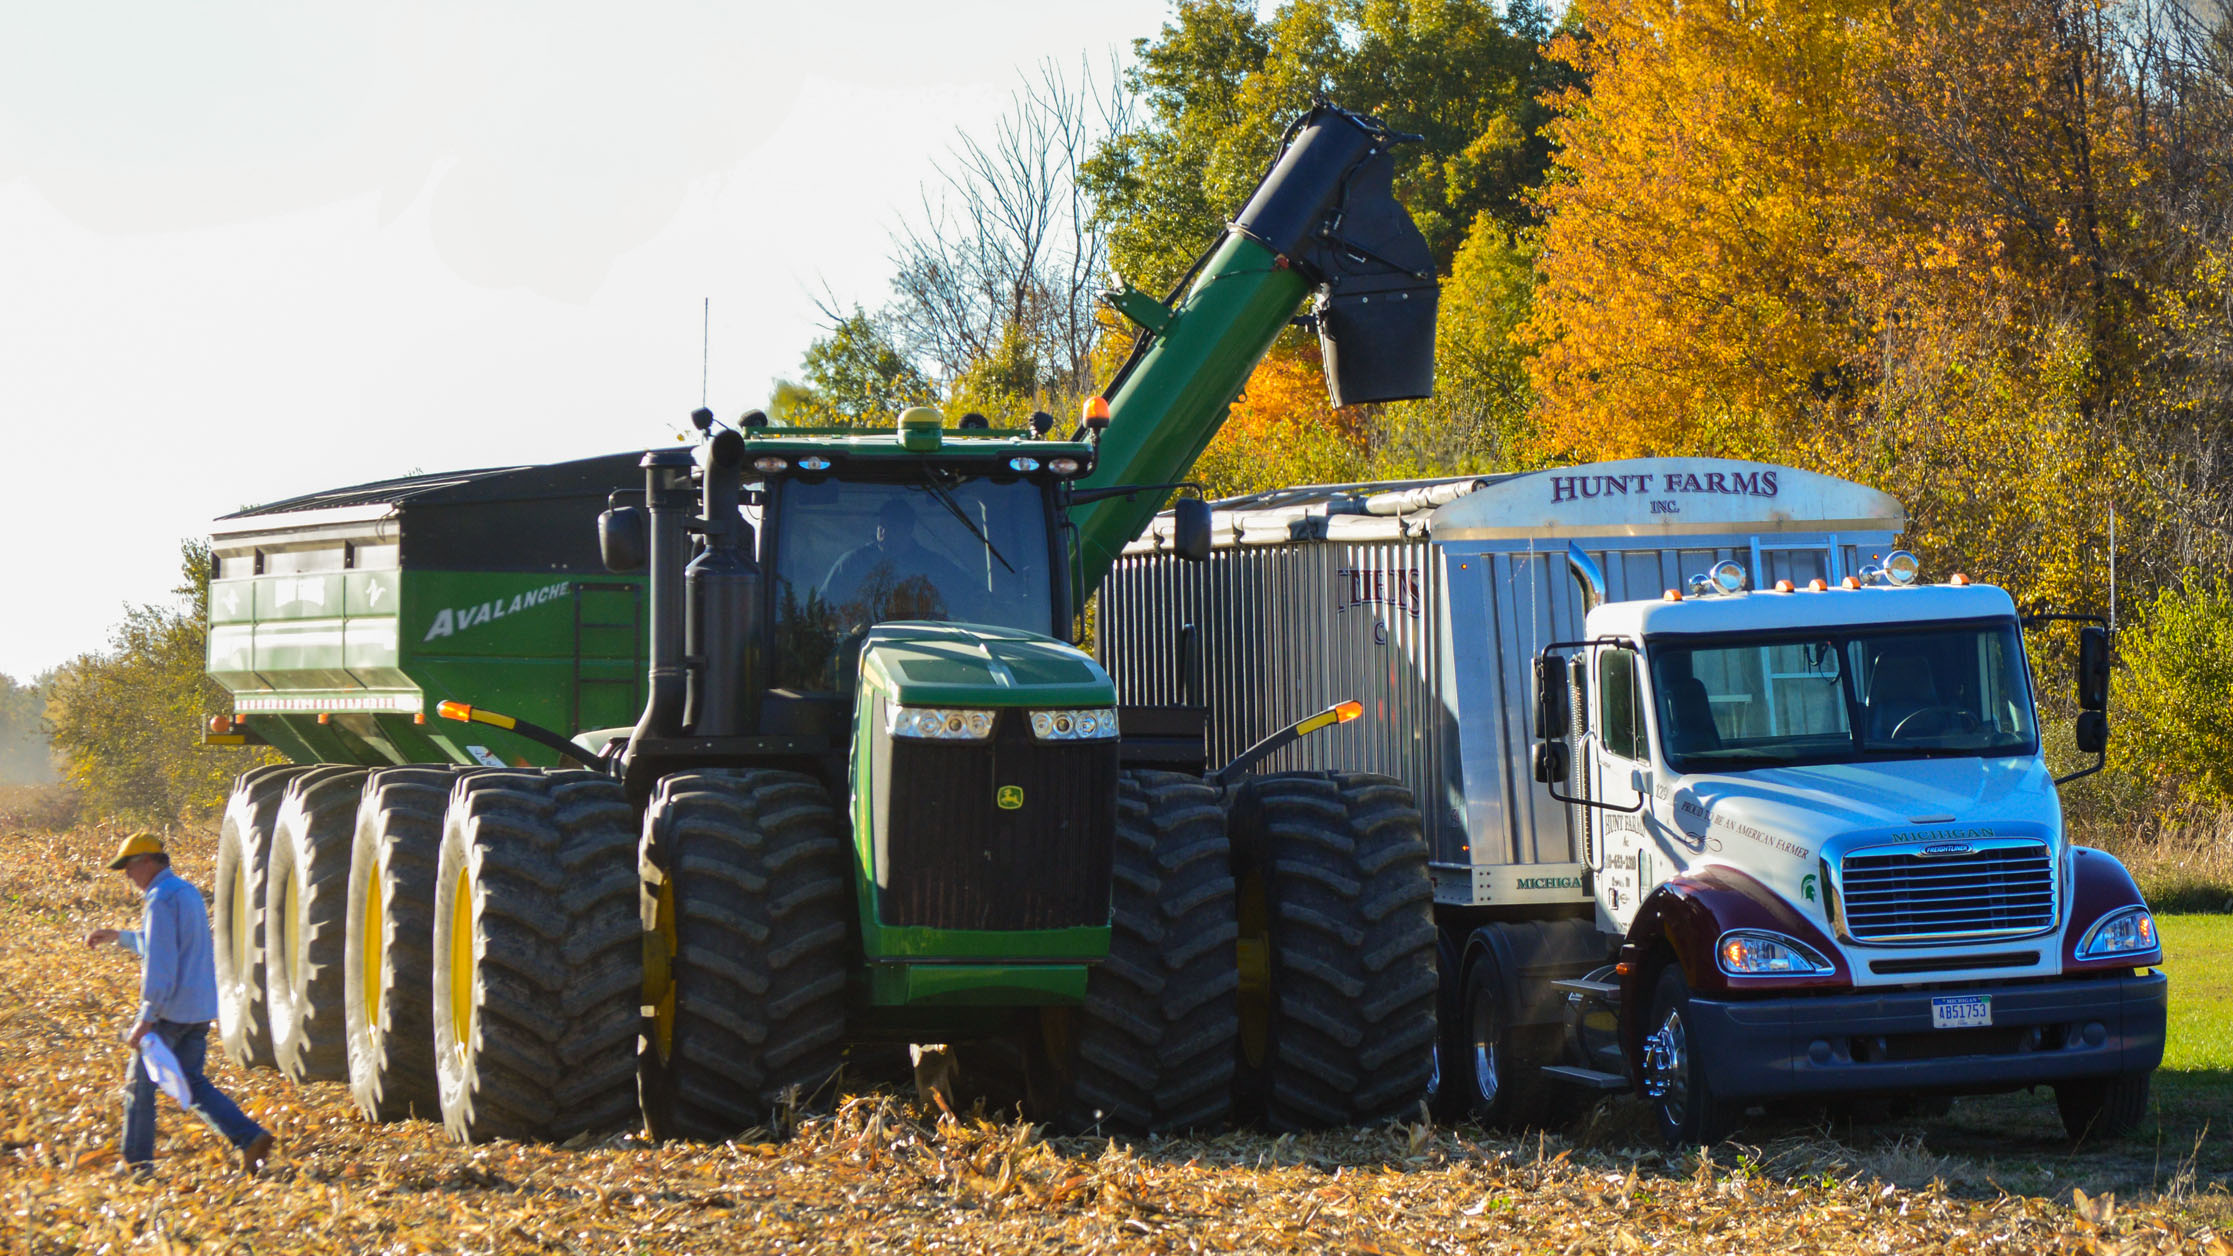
[{"x1": 206, "y1": 102, "x2": 1443, "y2": 1145}]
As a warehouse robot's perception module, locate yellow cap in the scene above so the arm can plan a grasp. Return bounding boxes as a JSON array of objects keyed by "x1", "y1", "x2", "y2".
[{"x1": 107, "y1": 831, "x2": 165, "y2": 870}]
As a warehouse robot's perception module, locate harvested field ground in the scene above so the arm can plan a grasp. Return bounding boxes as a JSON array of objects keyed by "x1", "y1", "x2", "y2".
[{"x1": 3, "y1": 821, "x2": 2230, "y2": 1254}]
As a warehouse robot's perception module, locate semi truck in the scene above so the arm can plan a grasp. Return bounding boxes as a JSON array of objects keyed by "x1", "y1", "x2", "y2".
[
  {"x1": 201, "y1": 103, "x2": 1446, "y2": 1143},
  {"x1": 1103, "y1": 458, "x2": 2166, "y2": 1145}
]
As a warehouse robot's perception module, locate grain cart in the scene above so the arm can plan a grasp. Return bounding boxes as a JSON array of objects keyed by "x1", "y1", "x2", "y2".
[
  {"x1": 207, "y1": 103, "x2": 1444, "y2": 1143},
  {"x1": 1104, "y1": 459, "x2": 2165, "y2": 1146}
]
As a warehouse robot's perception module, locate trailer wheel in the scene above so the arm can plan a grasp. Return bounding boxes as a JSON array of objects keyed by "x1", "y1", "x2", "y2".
[
  {"x1": 433, "y1": 770, "x2": 641, "y2": 1144},
  {"x1": 1231, "y1": 772, "x2": 1438, "y2": 1130},
  {"x1": 2055, "y1": 1070, "x2": 2151, "y2": 1141},
  {"x1": 345, "y1": 766, "x2": 465, "y2": 1121},
  {"x1": 1643, "y1": 965, "x2": 1736, "y2": 1147},
  {"x1": 1044, "y1": 769, "x2": 1237, "y2": 1135},
  {"x1": 265, "y1": 767, "x2": 369, "y2": 1083},
  {"x1": 637, "y1": 770, "x2": 850, "y2": 1142},
  {"x1": 1454, "y1": 946, "x2": 1549, "y2": 1130},
  {"x1": 214, "y1": 765, "x2": 311, "y2": 1070}
]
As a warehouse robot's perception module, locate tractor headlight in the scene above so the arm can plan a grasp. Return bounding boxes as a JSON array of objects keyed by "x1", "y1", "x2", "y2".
[
  {"x1": 1028, "y1": 707, "x2": 1119, "y2": 740},
  {"x1": 1716, "y1": 929, "x2": 1836, "y2": 977},
  {"x1": 2077, "y1": 906, "x2": 2159, "y2": 960},
  {"x1": 888, "y1": 707, "x2": 995, "y2": 741}
]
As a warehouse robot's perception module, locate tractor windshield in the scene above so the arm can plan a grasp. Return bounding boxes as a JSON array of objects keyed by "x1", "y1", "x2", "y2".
[
  {"x1": 769, "y1": 475, "x2": 1056, "y2": 691},
  {"x1": 1649, "y1": 621, "x2": 2040, "y2": 772}
]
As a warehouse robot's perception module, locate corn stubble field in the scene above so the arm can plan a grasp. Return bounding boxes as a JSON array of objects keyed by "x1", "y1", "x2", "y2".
[{"x1": 2, "y1": 817, "x2": 2228, "y2": 1255}]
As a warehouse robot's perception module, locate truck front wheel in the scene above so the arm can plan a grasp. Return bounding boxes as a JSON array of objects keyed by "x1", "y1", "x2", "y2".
[
  {"x1": 636, "y1": 770, "x2": 850, "y2": 1143},
  {"x1": 2054, "y1": 1071, "x2": 2151, "y2": 1141},
  {"x1": 1643, "y1": 965, "x2": 1736, "y2": 1148}
]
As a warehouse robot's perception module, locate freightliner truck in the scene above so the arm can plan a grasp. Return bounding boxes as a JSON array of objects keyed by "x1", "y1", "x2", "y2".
[
  {"x1": 201, "y1": 104, "x2": 1448, "y2": 1143},
  {"x1": 1104, "y1": 459, "x2": 2166, "y2": 1145}
]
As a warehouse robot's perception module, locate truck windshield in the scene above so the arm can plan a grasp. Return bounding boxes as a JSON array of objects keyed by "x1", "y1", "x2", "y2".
[
  {"x1": 769, "y1": 475, "x2": 1055, "y2": 691},
  {"x1": 1648, "y1": 621, "x2": 2039, "y2": 771}
]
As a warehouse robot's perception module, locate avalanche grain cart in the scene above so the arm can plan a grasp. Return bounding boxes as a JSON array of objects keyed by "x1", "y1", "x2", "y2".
[
  {"x1": 204, "y1": 104, "x2": 1446, "y2": 1143},
  {"x1": 1105, "y1": 459, "x2": 2165, "y2": 1146}
]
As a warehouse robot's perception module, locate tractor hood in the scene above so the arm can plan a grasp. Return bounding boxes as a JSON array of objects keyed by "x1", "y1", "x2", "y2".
[{"x1": 857, "y1": 622, "x2": 1116, "y2": 709}]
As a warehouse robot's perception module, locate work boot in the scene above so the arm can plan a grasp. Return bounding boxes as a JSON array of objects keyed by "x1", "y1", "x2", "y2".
[{"x1": 240, "y1": 1131, "x2": 275, "y2": 1173}]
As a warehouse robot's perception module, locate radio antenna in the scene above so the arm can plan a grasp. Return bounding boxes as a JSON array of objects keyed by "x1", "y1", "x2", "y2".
[{"x1": 700, "y1": 297, "x2": 710, "y2": 408}]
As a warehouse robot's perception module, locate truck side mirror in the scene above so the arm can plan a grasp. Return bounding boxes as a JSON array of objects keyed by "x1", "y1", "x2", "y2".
[
  {"x1": 1534, "y1": 654, "x2": 1570, "y2": 740},
  {"x1": 2078, "y1": 624, "x2": 2110, "y2": 711},
  {"x1": 1172, "y1": 497, "x2": 1212, "y2": 564},
  {"x1": 1532, "y1": 741, "x2": 1570, "y2": 784},
  {"x1": 2075, "y1": 709, "x2": 2109, "y2": 754},
  {"x1": 599, "y1": 506, "x2": 647, "y2": 572}
]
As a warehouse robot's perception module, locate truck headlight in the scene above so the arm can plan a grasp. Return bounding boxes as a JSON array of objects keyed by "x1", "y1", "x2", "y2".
[
  {"x1": 2077, "y1": 906, "x2": 2159, "y2": 959},
  {"x1": 1716, "y1": 929, "x2": 1836, "y2": 977},
  {"x1": 889, "y1": 707, "x2": 995, "y2": 740},
  {"x1": 1028, "y1": 707, "x2": 1119, "y2": 740}
]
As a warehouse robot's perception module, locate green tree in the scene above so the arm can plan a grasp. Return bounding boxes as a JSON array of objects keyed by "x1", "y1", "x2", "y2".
[
  {"x1": 0, "y1": 672, "x2": 53, "y2": 785},
  {"x1": 44, "y1": 541, "x2": 277, "y2": 825},
  {"x1": 2115, "y1": 579, "x2": 2233, "y2": 808},
  {"x1": 775, "y1": 307, "x2": 936, "y2": 427}
]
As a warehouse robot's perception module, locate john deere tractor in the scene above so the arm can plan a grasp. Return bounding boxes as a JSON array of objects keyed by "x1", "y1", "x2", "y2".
[{"x1": 207, "y1": 103, "x2": 1445, "y2": 1142}]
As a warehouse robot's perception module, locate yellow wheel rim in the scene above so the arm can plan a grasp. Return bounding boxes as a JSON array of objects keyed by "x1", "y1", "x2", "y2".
[
  {"x1": 284, "y1": 862, "x2": 304, "y2": 990},
  {"x1": 1236, "y1": 867, "x2": 1271, "y2": 1070},
  {"x1": 362, "y1": 862, "x2": 384, "y2": 1031},
  {"x1": 650, "y1": 878, "x2": 678, "y2": 1061},
  {"x1": 448, "y1": 863, "x2": 475, "y2": 1065}
]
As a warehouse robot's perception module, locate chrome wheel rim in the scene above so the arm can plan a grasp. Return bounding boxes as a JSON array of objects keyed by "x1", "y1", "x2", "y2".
[{"x1": 1644, "y1": 1006, "x2": 1691, "y2": 1121}]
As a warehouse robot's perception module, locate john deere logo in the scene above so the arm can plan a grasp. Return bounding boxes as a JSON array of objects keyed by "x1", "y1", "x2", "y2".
[{"x1": 996, "y1": 785, "x2": 1025, "y2": 810}]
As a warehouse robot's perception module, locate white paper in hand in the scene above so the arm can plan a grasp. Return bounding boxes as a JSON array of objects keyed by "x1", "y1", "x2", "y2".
[{"x1": 139, "y1": 1035, "x2": 195, "y2": 1110}]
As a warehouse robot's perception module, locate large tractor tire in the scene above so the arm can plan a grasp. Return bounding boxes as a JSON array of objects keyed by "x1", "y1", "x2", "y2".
[
  {"x1": 265, "y1": 767, "x2": 370, "y2": 1083},
  {"x1": 345, "y1": 766, "x2": 465, "y2": 1122},
  {"x1": 1045, "y1": 769, "x2": 1238, "y2": 1135},
  {"x1": 637, "y1": 770, "x2": 850, "y2": 1142},
  {"x1": 1230, "y1": 772, "x2": 1438, "y2": 1130},
  {"x1": 214, "y1": 764, "x2": 312, "y2": 1070},
  {"x1": 433, "y1": 770, "x2": 641, "y2": 1144}
]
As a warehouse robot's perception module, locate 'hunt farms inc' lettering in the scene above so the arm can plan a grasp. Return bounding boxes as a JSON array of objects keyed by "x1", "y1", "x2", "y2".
[{"x1": 1550, "y1": 468, "x2": 1780, "y2": 503}]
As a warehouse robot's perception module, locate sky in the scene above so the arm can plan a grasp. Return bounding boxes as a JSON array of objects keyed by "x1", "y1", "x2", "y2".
[{"x1": 0, "y1": 0, "x2": 1177, "y2": 681}]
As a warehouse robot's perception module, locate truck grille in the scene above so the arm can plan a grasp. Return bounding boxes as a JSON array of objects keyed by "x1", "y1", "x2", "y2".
[{"x1": 1838, "y1": 840, "x2": 2056, "y2": 943}]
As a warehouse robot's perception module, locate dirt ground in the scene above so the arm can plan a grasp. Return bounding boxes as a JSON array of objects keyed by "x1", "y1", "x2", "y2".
[{"x1": 3, "y1": 822, "x2": 2226, "y2": 1255}]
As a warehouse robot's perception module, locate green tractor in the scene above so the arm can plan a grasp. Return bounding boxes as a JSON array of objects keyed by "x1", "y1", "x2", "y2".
[{"x1": 208, "y1": 103, "x2": 1446, "y2": 1142}]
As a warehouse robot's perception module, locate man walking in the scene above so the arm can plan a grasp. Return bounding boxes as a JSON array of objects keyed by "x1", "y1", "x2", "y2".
[{"x1": 85, "y1": 832, "x2": 274, "y2": 1174}]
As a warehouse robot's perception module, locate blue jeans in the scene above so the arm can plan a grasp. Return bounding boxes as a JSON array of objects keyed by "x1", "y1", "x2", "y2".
[{"x1": 122, "y1": 1020, "x2": 265, "y2": 1165}]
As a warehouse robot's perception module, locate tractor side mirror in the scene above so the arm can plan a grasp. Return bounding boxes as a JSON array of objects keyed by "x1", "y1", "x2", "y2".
[
  {"x1": 1172, "y1": 497, "x2": 1212, "y2": 564},
  {"x1": 1533, "y1": 654, "x2": 1570, "y2": 740},
  {"x1": 599, "y1": 506, "x2": 647, "y2": 572},
  {"x1": 2075, "y1": 709, "x2": 2109, "y2": 755},
  {"x1": 2078, "y1": 624, "x2": 2110, "y2": 711}
]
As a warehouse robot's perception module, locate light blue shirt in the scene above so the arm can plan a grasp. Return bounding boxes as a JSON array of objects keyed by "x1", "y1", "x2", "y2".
[{"x1": 117, "y1": 868, "x2": 221, "y2": 1026}]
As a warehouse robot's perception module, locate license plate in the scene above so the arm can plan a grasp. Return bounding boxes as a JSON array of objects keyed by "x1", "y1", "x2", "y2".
[{"x1": 1931, "y1": 994, "x2": 1992, "y2": 1029}]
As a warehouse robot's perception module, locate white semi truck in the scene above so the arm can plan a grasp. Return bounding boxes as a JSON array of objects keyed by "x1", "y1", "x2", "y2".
[{"x1": 1102, "y1": 458, "x2": 2166, "y2": 1145}]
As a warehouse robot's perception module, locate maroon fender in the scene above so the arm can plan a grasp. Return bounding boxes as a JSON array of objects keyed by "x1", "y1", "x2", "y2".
[
  {"x1": 2061, "y1": 846, "x2": 2161, "y2": 971},
  {"x1": 1614, "y1": 865, "x2": 1848, "y2": 1085}
]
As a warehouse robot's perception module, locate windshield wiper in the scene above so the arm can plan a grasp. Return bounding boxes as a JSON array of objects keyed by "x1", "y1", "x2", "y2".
[{"x1": 919, "y1": 474, "x2": 1015, "y2": 574}]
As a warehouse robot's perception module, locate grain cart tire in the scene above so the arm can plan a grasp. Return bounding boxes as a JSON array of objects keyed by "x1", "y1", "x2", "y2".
[
  {"x1": 2055, "y1": 1071, "x2": 2152, "y2": 1141},
  {"x1": 1644, "y1": 964, "x2": 1737, "y2": 1148},
  {"x1": 264, "y1": 767, "x2": 370, "y2": 1083},
  {"x1": 433, "y1": 770, "x2": 641, "y2": 1144},
  {"x1": 214, "y1": 764, "x2": 312, "y2": 1070},
  {"x1": 346, "y1": 766, "x2": 470, "y2": 1122},
  {"x1": 1230, "y1": 772, "x2": 1438, "y2": 1130},
  {"x1": 1045, "y1": 769, "x2": 1237, "y2": 1135},
  {"x1": 638, "y1": 770, "x2": 850, "y2": 1142}
]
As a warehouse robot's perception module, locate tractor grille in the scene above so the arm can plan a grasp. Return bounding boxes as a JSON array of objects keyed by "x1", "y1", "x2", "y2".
[
  {"x1": 873, "y1": 712, "x2": 1117, "y2": 932},
  {"x1": 1838, "y1": 840, "x2": 2056, "y2": 943}
]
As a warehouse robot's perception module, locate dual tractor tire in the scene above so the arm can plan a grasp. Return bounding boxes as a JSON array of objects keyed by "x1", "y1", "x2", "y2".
[
  {"x1": 264, "y1": 767, "x2": 370, "y2": 1083},
  {"x1": 432, "y1": 770, "x2": 642, "y2": 1144},
  {"x1": 214, "y1": 764, "x2": 312, "y2": 1070},
  {"x1": 1048, "y1": 769, "x2": 1239, "y2": 1135},
  {"x1": 1230, "y1": 772, "x2": 1439, "y2": 1130},
  {"x1": 345, "y1": 766, "x2": 469, "y2": 1122},
  {"x1": 638, "y1": 770, "x2": 851, "y2": 1142}
]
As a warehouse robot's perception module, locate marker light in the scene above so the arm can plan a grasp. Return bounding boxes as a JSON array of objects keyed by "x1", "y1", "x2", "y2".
[
  {"x1": 1008, "y1": 457, "x2": 1041, "y2": 472},
  {"x1": 2077, "y1": 906, "x2": 2160, "y2": 960},
  {"x1": 1949, "y1": 572, "x2": 1971, "y2": 585},
  {"x1": 1883, "y1": 550, "x2": 1922, "y2": 585},
  {"x1": 1716, "y1": 929, "x2": 1836, "y2": 976},
  {"x1": 1709, "y1": 560, "x2": 1748, "y2": 595},
  {"x1": 1082, "y1": 396, "x2": 1111, "y2": 424},
  {"x1": 1048, "y1": 457, "x2": 1082, "y2": 476},
  {"x1": 889, "y1": 707, "x2": 995, "y2": 740},
  {"x1": 1028, "y1": 707, "x2": 1121, "y2": 740},
  {"x1": 207, "y1": 714, "x2": 234, "y2": 734},
  {"x1": 437, "y1": 701, "x2": 473, "y2": 723},
  {"x1": 1774, "y1": 580, "x2": 1795, "y2": 593},
  {"x1": 752, "y1": 456, "x2": 789, "y2": 474},
  {"x1": 1334, "y1": 700, "x2": 1363, "y2": 723},
  {"x1": 1808, "y1": 579, "x2": 1830, "y2": 591}
]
